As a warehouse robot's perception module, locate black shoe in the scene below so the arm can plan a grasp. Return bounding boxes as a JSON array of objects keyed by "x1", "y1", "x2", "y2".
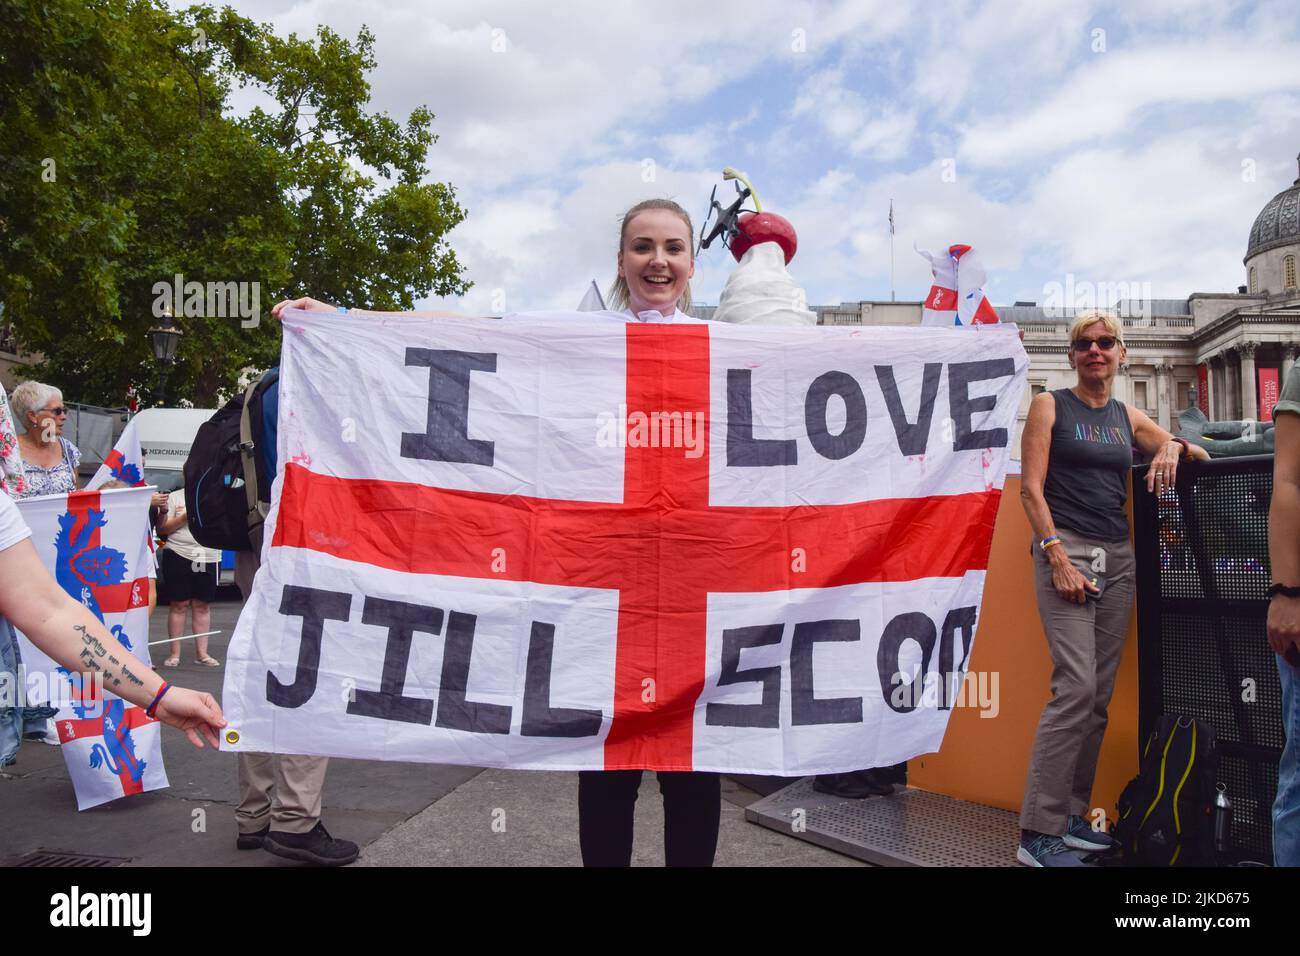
[
  {"x1": 262, "y1": 822, "x2": 359, "y2": 866},
  {"x1": 236, "y1": 825, "x2": 270, "y2": 850},
  {"x1": 812, "y1": 770, "x2": 896, "y2": 798}
]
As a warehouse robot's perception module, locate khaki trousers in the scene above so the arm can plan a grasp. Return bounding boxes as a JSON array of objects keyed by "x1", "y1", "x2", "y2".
[
  {"x1": 1019, "y1": 528, "x2": 1134, "y2": 835},
  {"x1": 234, "y1": 549, "x2": 329, "y2": 836}
]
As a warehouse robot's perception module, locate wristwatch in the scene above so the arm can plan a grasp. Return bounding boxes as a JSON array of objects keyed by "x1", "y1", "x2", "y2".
[{"x1": 1170, "y1": 436, "x2": 1192, "y2": 459}]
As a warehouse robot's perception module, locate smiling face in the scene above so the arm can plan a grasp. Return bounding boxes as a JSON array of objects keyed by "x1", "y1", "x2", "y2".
[
  {"x1": 1069, "y1": 319, "x2": 1126, "y2": 386},
  {"x1": 617, "y1": 208, "x2": 695, "y2": 315}
]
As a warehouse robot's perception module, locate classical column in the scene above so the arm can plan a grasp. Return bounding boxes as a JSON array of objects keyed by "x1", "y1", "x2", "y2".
[
  {"x1": 1285, "y1": 345, "x2": 1298, "y2": 391},
  {"x1": 1113, "y1": 359, "x2": 1128, "y2": 404},
  {"x1": 1237, "y1": 341, "x2": 1259, "y2": 421},
  {"x1": 1209, "y1": 355, "x2": 1225, "y2": 419},
  {"x1": 1154, "y1": 360, "x2": 1174, "y2": 432},
  {"x1": 1227, "y1": 354, "x2": 1241, "y2": 420}
]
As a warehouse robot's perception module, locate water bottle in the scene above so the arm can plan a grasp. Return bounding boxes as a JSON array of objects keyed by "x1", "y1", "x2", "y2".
[{"x1": 1213, "y1": 783, "x2": 1233, "y2": 855}]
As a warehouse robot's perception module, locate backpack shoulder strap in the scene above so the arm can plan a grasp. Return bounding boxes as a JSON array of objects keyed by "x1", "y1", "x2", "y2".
[{"x1": 238, "y1": 376, "x2": 269, "y2": 535}]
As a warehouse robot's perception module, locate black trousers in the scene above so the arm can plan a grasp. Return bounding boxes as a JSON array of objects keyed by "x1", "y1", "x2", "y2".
[{"x1": 578, "y1": 770, "x2": 721, "y2": 867}]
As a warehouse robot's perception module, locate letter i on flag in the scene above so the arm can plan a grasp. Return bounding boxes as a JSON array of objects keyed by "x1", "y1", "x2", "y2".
[{"x1": 13, "y1": 487, "x2": 168, "y2": 810}]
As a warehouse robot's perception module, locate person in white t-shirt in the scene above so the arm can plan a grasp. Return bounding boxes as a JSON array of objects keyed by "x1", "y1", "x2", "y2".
[
  {"x1": 156, "y1": 488, "x2": 222, "y2": 667},
  {"x1": 0, "y1": 493, "x2": 225, "y2": 766}
]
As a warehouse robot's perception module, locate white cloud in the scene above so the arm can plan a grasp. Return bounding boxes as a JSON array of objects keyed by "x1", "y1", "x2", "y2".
[
  {"x1": 222, "y1": 0, "x2": 1300, "y2": 315},
  {"x1": 791, "y1": 68, "x2": 916, "y2": 160},
  {"x1": 235, "y1": 0, "x2": 901, "y2": 190},
  {"x1": 1017, "y1": 137, "x2": 1276, "y2": 298},
  {"x1": 958, "y1": 37, "x2": 1300, "y2": 165}
]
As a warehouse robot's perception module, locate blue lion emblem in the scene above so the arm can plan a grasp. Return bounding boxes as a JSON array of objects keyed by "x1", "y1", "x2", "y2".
[
  {"x1": 104, "y1": 449, "x2": 142, "y2": 486},
  {"x1": 54, "y1": 507, "x2": 128, "y2": 624},
  {"x1": 54, "y1": 672, "x2": 147, "y2": 783},
  {"x1": 88, "y1": 698, "x2": 147, "y2": 783},
  {"x1": 53, "y1": 502, "x2": 145, "y2": 784}
]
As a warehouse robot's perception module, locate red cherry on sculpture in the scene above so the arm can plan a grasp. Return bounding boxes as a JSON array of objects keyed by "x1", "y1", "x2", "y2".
[{"x1": 730, "y1": 211, "x2": 798, "y2": 265}]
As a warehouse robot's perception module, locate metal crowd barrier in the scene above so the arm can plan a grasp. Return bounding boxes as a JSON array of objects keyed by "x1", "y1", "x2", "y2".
[{"x1": 1132, "y1": 454, "x2": 1283, "y2": 864}]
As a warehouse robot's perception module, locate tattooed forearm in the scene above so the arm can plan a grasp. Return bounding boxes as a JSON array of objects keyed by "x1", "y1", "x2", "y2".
[
  {"x1": 73, "y1": 625, "x2": 145, "y2": 693},
  {"x1": 75, "y1": 624, "x2": 107, "y2": 658}
]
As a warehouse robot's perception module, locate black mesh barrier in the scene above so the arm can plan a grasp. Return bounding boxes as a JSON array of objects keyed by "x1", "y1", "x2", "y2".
[{"x1": 1132, "y1": 454, "x2": 1283, "y2": 865}]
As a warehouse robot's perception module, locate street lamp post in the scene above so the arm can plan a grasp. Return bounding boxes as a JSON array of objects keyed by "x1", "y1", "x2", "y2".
[{"x1": 147, "y1": 312, "x2": 183, "y2": 407}]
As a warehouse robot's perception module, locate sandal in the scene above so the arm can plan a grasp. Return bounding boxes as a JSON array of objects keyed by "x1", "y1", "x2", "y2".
[
  {"x1": 162, "y1": 657, "x2": 179, "y2": 667},
  {"x1": 194, "y1": 655, "x2": 221, "y2": 667}
]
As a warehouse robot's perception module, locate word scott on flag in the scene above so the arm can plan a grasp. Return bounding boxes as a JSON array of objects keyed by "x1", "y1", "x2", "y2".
[{"x1": 221, "y1": 309, "x2": 1027, "y2": 774}]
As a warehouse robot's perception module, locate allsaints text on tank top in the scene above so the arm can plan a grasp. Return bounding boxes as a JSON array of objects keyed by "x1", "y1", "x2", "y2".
[{"x1": 1074, "y1": 423, "x2": 1126, "y2": 445}]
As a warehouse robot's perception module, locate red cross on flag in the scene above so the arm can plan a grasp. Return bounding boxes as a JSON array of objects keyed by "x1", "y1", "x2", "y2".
[
  {"x1": 14, "y1": 487, "x2": 168, "y2": 809},
  {"x1": 221, "y1": 309, "x2": 1027, "y2": 774},
  {"x1": 917, "y1": 243, "x2": 1001, "y2": 327}
]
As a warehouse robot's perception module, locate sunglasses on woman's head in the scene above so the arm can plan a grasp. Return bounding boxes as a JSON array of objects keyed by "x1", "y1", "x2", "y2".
[{"x1": 1071, "y1": 336, "x2": 1118, "y2": 353}]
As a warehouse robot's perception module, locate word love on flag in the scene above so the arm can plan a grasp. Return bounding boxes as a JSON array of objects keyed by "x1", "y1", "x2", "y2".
[{"x1": 221, "y1": 310, "x2": 1027, "y2": 775}]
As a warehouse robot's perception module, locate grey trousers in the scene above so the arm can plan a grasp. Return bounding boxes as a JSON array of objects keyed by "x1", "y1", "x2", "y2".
[
  {"x1": 234, "y1": 549, "x2": 329, "y2": 835},
  {"x1": 1019, "y1": 528, "x2": 1135, "y2": 835}
]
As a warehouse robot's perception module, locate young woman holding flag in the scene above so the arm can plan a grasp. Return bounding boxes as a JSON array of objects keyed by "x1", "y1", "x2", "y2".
[{"x1": 270, "y1": 197, "x2": 725, "y2": 867}]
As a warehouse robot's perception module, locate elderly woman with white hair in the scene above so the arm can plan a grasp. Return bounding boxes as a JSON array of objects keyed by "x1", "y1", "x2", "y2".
[
  {"x1": 9, "y1": 381, "x2": 81, "y2": 499},
  {"x1": 1017, "y1": 310, "x2": 1209, "y2": 867}
]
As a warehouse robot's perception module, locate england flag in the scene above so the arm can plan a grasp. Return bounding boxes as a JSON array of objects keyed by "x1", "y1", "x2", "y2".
[
  {"x1": 14, "y1": 487, "x2": 168, "y2": 810},
  {"x1": 917, "y1": 243, "x2": 1001, "y2": 327},
  {"x1": 221, "y1": 309, "x2": 1027, "y2": 775}
]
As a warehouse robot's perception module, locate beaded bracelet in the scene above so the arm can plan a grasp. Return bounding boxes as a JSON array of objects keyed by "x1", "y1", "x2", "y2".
[{"x1": 146, "y1": 681, "x2": 171, "y2": 719}]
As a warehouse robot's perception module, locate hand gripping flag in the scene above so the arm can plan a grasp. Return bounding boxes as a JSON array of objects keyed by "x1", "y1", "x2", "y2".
[
  {"x1": 14, "y1": 487, "x2": 167, "y2": 809},
  {"x1": 221, "y1": 310, "x2": 1027, "y2": 774},
  {"x1": 916, "y1": 243, "x2": 1000, "y2": 327}
]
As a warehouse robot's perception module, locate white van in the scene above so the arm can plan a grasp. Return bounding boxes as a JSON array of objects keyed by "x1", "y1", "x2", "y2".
[{"x1": 133, "y1": 408, "x2": 216, "y2": 494}]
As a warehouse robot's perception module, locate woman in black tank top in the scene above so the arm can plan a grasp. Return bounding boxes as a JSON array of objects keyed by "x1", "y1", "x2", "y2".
[{"x1": 1015, "y1": 312, "x2": 1208, "y2": 868}]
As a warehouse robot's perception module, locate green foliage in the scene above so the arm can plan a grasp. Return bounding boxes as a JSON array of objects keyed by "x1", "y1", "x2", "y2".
[{"x1": 0, "y1": 0, "x2": 469, "y2": 406}]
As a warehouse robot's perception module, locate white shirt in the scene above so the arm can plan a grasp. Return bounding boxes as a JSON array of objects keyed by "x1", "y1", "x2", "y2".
[
  {"x1": 619, "y1": 307, "x2": 707, "y2": 324},
  {"x1": 164, "y1": 489, "x2": 221, "y2": 565},
  {"x1": 501, "y1": 308, "x2": 708, "y2": 326},
  {"x1": 0, "y1": 492, "x2": 32, "y2": 553}
]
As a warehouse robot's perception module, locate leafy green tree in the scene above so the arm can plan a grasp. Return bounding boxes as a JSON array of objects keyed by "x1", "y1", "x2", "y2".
[{"x1": 0, "y1": 0, "x2": 469, "y2": 407}]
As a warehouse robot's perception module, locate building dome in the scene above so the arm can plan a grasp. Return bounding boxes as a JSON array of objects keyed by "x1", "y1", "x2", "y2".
[{"x1": 1245, "y1": 153, "x2": 1300, "y2": 263}]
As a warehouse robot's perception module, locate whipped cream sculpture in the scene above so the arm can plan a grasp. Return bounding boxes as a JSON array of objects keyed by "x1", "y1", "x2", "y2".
[{"x1": 699, "y1": 168, "x2": 817, "y2": 326}]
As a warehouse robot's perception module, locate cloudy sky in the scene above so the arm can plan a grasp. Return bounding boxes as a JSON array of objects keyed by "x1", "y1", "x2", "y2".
[{"x1": 232, "y1": 0, "x2": 1300, "y2": 313}]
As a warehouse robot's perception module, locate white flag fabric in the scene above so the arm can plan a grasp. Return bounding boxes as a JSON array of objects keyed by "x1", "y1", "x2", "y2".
[
  {"x1": 221, "y1": 310, "x2": 1027, "y2": 774},
  {"x1": 86, "y1": 416, "x2": 146, "y2": 491},
  {"x1": 576, "y1": 281, "x2": 605, "y2": 312},
  {"x1": 14, "y1": 487, "x2": 168, "y2": 809},
  {"x1": 916, "y1": 243, "x2": 1000, "y2": 327}
]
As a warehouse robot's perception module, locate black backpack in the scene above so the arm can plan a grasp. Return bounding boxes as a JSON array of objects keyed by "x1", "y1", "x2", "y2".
[
  {"x1": 182, "y1": 368, "x2": 278, "y2": 552},
  {"x1": 1114, "y1": 714, "x2": 1219, "y2": 866}
]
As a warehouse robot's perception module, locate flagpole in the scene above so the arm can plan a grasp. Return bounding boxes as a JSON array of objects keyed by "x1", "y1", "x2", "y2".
[{"x1": 889, "y1": 199, "x2": 896, "y2": 302}]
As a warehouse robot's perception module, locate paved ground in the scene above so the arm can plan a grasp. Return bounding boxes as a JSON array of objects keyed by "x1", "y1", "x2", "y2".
[{"x1": 0, "y1": 597, "x2": 863, "y2": 867}]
